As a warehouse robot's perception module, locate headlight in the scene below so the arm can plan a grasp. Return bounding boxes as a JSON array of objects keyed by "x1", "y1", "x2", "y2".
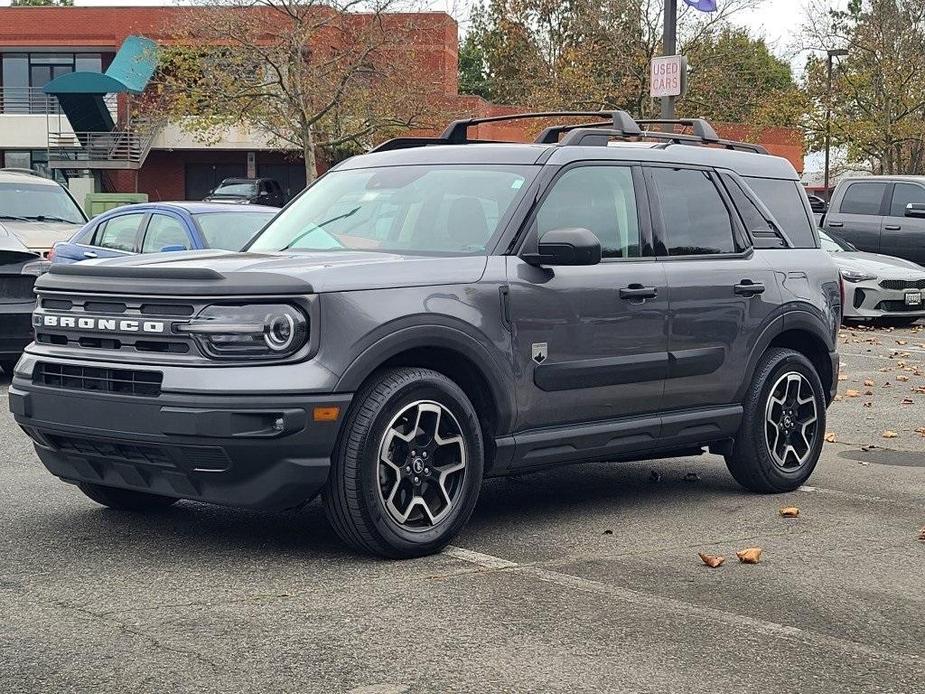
[
  {"x1": 840, "y1": 269, "x2": 876, "y2": 283},
  {"x1": 178, "y1": 303, "x2": 308, "y2": 360}
]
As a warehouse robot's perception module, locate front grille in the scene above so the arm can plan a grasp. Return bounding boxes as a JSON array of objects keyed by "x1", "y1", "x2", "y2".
[
  {"x1": 875, "y1": 300, "x2": 925, "y2": 313},
  {"x1": 0, "y1": 275, "x2": 36, "y2": 302},
  {"x1": 879, "y1": 279, "x2": 925, "y2": 290},
  {"x1": 34, "y1": 292, "x2": 199, "y2": 360},
  {"x1": 34, "y1": 361, "x2": 162, "y2": 396}
]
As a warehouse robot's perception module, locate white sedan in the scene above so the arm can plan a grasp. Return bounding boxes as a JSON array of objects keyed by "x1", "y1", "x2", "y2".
[{"x1": 820, "y1": 230, "x2": 925, "y2": 326}]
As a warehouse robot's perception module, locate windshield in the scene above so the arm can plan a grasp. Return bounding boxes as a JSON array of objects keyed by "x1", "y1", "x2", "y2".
[
  {"x1": 195, "y1": 211, "x2": 277, "y2": 251},
  {"x1": 0, "y1": 182, "x2": 86, "y2": 224},
  {"x1": 819, "y1": 230, "x2": 854, "y2": 253},
  {"x1": 248, "y1": 165, "x2": 535, "y2": 255},
  {"x1": 210, "y1": 182, "x2": 257, "y2": 197}
]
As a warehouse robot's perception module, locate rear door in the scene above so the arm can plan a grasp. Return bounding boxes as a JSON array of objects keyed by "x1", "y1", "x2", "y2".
[
  {"x1": 881, "y1": 181, "x2": 925, "y2": 264},
  {"x1": 824, "y1": 181, "x2": 889, "y2": 252},
  {"x1": 140, "y1": 212, "x2": 194, "y2": 253},
  {"x1": 647, "y1": 164, "x2": 778, "y2": 411}
]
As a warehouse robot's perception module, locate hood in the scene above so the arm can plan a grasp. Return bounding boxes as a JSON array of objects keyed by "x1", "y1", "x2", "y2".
[
  {"x1": 0, "y1": 219, "x2": 83, "y2": 252},
  {"x1": 40, "y1": 249, "x2": 489, "y2": 294},
  {"x1": 830, "y1": 251, "x2": 925, "y2": 279},
  {"x1": 0, "y1": 226, "x2": 40, "y2": 266}
]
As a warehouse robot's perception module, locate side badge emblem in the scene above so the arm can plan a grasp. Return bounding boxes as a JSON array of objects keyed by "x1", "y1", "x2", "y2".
[{"x1": 532, "y1": 342, "x2": 548, "y2": 364}]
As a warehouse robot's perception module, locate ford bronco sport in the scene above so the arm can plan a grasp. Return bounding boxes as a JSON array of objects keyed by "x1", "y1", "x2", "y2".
[{"x1": 9, "y1": 112, "x2": 842, "y2": 558}]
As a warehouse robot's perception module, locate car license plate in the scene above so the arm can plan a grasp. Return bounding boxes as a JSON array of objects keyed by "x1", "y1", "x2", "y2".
[{"x1": 905, "y1": 290, "x2": 922, "y2": 306}]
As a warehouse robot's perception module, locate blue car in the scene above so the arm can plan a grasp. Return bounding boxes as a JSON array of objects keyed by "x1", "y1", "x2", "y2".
[{"x1": 50, "y1": 202, "x2": 278, "y2": 264}]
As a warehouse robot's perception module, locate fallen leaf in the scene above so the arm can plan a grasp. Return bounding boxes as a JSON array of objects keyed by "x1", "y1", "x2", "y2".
[
  {"x1": 845, "y1": 389, "x2": 861, "y2": 398},
  {"x1": 864, "y1": 390, "x2": 873, "y2": 396},
  {"x1": 838, "y1": 374, "x2": 848, "y2": 381},
  {"x1": 602, "y1": 529, "x2": 613, "y2": 535},
  {"x1": 864, "y1": 379, "x2": 875, "y2": 387},
  {"x1": 698, "y1": 553, "x2": 725, "y2": 568},
  {"x1": 863, "y1": 402, "x2": 872, "y2": 408},
  {"x1": 897, "y1": 340, "x2": 908, "y2": 345},
  {"x1": 824, "y1": 432, "x2": 837, "y2": 443},
  {"x1": 736, "y1": 547, "x2": 763, "y2": 564},
  {"x1": 897, "y1": 375, "x2": 910, "y2": 382},
  {"x1": 919, "y1": 527, "x2": 925, "y2": 543},
  {"x1": 901, "y1": 398, "x2": 914, "y2": 405},
  {"x1": 883, "y1": 430, "x2": 899, "y2": 439},
  {"x1": 834, "y1": 394, "x2": 843, "y2": 401},
  {"x1": 779, "y1": 506, "x2": 799, "y2": 518}
]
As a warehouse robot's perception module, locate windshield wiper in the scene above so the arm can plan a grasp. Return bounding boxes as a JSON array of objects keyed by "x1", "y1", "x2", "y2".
[
  {"x1": 280, "y1": 206, "x2": 360, "y2": 251},
  {"x1": 23, "y1": 215, "x2": 79, "y2": 223},
  {"x1": 0, "y1": 214, "x2": 32, "y2": 222}
]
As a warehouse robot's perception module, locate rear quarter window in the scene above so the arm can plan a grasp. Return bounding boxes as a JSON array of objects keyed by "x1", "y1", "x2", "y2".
[{"x1": 743, "y1": 177, "x2": 818, "y2": 248}]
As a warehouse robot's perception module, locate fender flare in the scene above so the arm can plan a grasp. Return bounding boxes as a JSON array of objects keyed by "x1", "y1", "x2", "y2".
[{"x1": 335, "y1": 318, "x2": 517, "y2": 434}]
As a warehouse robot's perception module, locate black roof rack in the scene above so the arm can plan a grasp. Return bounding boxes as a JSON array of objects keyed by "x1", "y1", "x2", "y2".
[{"x1": 369, "y1": 111, "x2": 768, "y2": 156}]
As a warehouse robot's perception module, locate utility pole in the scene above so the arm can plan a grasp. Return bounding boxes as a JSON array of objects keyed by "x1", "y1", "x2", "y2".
[{"x1": 661, "y1": 0, "x2": 678, "y2": 122}]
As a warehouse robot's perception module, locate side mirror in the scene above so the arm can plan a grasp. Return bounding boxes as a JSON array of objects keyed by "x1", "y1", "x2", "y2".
[
  {"x1": 526, "y1": 227, "x2": 602, "y2": 266},
  {"x1": 905, "y1": 203, "x2": 925, "y2": 219}
]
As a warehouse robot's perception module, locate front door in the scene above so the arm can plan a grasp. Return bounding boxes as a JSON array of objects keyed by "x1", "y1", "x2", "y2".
[
  {"x1": 508, "y1": 163, "x2": 668, "y2": 432},
  {"x1": 824, "y1": 180, "x2": 888, "y2": 253},
  {"x1": 646, "y1": 165, "x2": 778, "y2": 410}
]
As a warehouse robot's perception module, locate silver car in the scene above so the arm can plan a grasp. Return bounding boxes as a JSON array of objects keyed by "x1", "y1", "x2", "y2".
[
  {"x1": 820, "y1": 230, "x2": 925, "y2": 325},
  {"x1": 0, "y1": 169, "x2": 87, "y2": 257}
]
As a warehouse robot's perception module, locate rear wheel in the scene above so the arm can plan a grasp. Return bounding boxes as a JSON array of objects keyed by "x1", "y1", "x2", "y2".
[
  {"x1": 726, "y1": 348, "x2": 826, "y2": 493},
  {"x1": 77, "y1": 482, "x2": 179, "y2": 511},
  {"x1": 323, "y1": 367, "x2": 484, "y2": 558}
]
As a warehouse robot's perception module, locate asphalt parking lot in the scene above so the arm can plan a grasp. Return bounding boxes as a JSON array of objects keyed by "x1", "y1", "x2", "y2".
[{"x1": 1, "y1": 323, "x2": 923, "y2": 694}]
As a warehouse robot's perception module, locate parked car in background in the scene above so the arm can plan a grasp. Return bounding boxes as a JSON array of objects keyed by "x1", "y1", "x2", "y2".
[
  {"x1": 822, "y1": 176, "x2": 925, "y2": 265},
  {"x1": 0, "y1": 169, "x2": 87, "y2": 258},
  {"x1": 0, "y1": 228, "x2": 46, "y2": 374},
  {"x1": 807, "y1": 193, "x2": 827, "y2": 224},
  {"x1": 203, "y1": 177, "x2": 285, "y2": 207},
  {"x1": 820, "y1": 229, "x2": 924, "y2": 326},
  {"x1": 51, "y1": 202, "x2": 278, "y2": 264}
]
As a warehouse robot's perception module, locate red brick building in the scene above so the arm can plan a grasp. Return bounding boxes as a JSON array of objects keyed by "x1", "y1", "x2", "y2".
[{"x1": 0, "y1": 5, "x2": 804, "y2": 203}]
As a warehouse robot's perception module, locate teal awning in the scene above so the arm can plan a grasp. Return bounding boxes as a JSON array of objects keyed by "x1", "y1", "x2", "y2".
[{"x1": 43, "y1": 35, "x2": 158, "y2": 96}]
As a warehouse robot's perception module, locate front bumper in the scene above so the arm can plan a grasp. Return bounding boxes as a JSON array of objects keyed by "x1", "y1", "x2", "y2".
[
  {"x1": 9, "y1": 366, "x2": 352, "y2": 511},
  {"x1": 842, "y1": 281, "x2": 925, "y2": 319}
]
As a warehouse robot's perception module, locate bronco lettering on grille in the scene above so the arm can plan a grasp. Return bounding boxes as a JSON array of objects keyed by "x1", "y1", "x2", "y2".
[{"x1": 38, "y1": 315, "x2": 167, "y2": 334}]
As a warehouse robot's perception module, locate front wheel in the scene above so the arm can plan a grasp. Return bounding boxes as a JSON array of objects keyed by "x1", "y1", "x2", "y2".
[
  {"x1": 726, "y1": 348, "x2": 826, "y2": 493},
  {"x1": 77, "y1": 482, "x2": 179, "y2": 511},
  {"x1": 323, "y1": 367, "x2": 484, "y2": 558}
]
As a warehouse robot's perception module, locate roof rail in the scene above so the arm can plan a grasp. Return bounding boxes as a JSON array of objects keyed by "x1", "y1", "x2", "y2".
[
  {"x1": 559, "y1": 126, "x2": 768, "y2": 154},
  {"x1": 635, "y1": 118, "x2": 720, "y2": 142},
  {"x1": 441, "y1": 111, "x2": 642, "y2": 144}
]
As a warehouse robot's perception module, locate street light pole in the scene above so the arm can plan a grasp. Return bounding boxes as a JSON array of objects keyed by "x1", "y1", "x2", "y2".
[
  {"x1": 661, "y1": 0, "x2": 678, "y2": 123},
  {"x1": 824, "y1": 49, "x2": 848, "y2": 200}
]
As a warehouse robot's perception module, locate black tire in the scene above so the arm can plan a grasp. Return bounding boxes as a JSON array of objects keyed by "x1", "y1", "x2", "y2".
[
  {"x1": 725, "y1": 348, "x2": 826, "y2": 493},
  {"x1": 322, "y1": 367, "x2": 484, "y2": 559},
  {"x1": 0, "y1": 360, "x2": 17, "y2": 376},
  {"x1": 77, "y1": 482, "x2": 179, "y2": 511}
]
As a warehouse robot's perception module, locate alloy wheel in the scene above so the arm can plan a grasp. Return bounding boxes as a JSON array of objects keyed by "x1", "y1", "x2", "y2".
[
  {"x1": 377, "y1": 400, "x2": 467, "y2": 529},
  {"x1": 764, "y1": 371, "x2": 819, "y2": 470}
]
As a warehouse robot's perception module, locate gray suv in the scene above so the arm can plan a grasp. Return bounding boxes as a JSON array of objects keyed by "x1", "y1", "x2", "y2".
[
  {"x1": 9, "y1": 112, "x2": 842, "y2": 558},
  {"x1": 822, "y1": 175, "x2": 925, "y2": 265}
]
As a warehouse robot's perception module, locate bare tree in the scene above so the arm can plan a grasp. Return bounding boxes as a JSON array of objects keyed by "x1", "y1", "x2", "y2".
[{"x1": 156, "y1": 0, "x2": 448, "y2": 181}]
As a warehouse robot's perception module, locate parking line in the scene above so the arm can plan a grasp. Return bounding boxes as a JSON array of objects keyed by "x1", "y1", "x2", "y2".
[{"x1": 442, "y1": 546, "x2": 922, "y2": 668}]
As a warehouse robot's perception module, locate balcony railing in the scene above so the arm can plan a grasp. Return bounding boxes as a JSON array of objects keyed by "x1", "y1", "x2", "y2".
[
  {"x1": 47, "y1": 117, "x2": 161, "y2": 170},
  {"x1": 0, "y1": 87, "x2": 117, "y2": 117}
]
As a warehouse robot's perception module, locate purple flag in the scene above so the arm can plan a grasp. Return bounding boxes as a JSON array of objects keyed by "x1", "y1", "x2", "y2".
[{"x1": 683, "y1": 0, "x2": 718, "y2": 10}]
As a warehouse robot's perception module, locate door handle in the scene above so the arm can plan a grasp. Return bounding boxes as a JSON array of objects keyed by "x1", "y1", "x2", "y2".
[
  {"x1": 827, "y1": 222, "x2": 844, "y2": 227},
  {"x1": 734, "y1": 280, "x2": 766, "y2": 296},
  {"x1": 82, "y1": 251, "x2": 98, "y2": 259},
  {"x1": 619, "y1": 284, "x2": 658, "y2": 300},
  {"x1": 884, "y1": 225, "x2": 902, "y2": 231}
]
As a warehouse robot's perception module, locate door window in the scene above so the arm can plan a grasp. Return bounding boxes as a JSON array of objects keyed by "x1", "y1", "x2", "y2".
[
  {"x1": 651, "y1": 168, "x2": 737, "y2": 256},
  {"x1": 839, "y1": 182, "x2": 887, "y2": 215},
  {"x1": 536, "y1": 166, "x2": 640, "y2": 259},
  {"x1": 93, "y1": 213, "x2": 145, "y2": 252},
  {"x1": 889, "y1": 183, "x2": 925, "y2": 217},
  {"x1": 142, "y1": 214, "x2": 190, "y2": 253}
]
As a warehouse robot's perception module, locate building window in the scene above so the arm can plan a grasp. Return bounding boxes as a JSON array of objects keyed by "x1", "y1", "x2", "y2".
[
  {"x1": 1, "y1": 150, "x2": 66, "y2": 184},
  {"x1": 1, "y1": 52, "x2": 102, "y2": 114}
]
